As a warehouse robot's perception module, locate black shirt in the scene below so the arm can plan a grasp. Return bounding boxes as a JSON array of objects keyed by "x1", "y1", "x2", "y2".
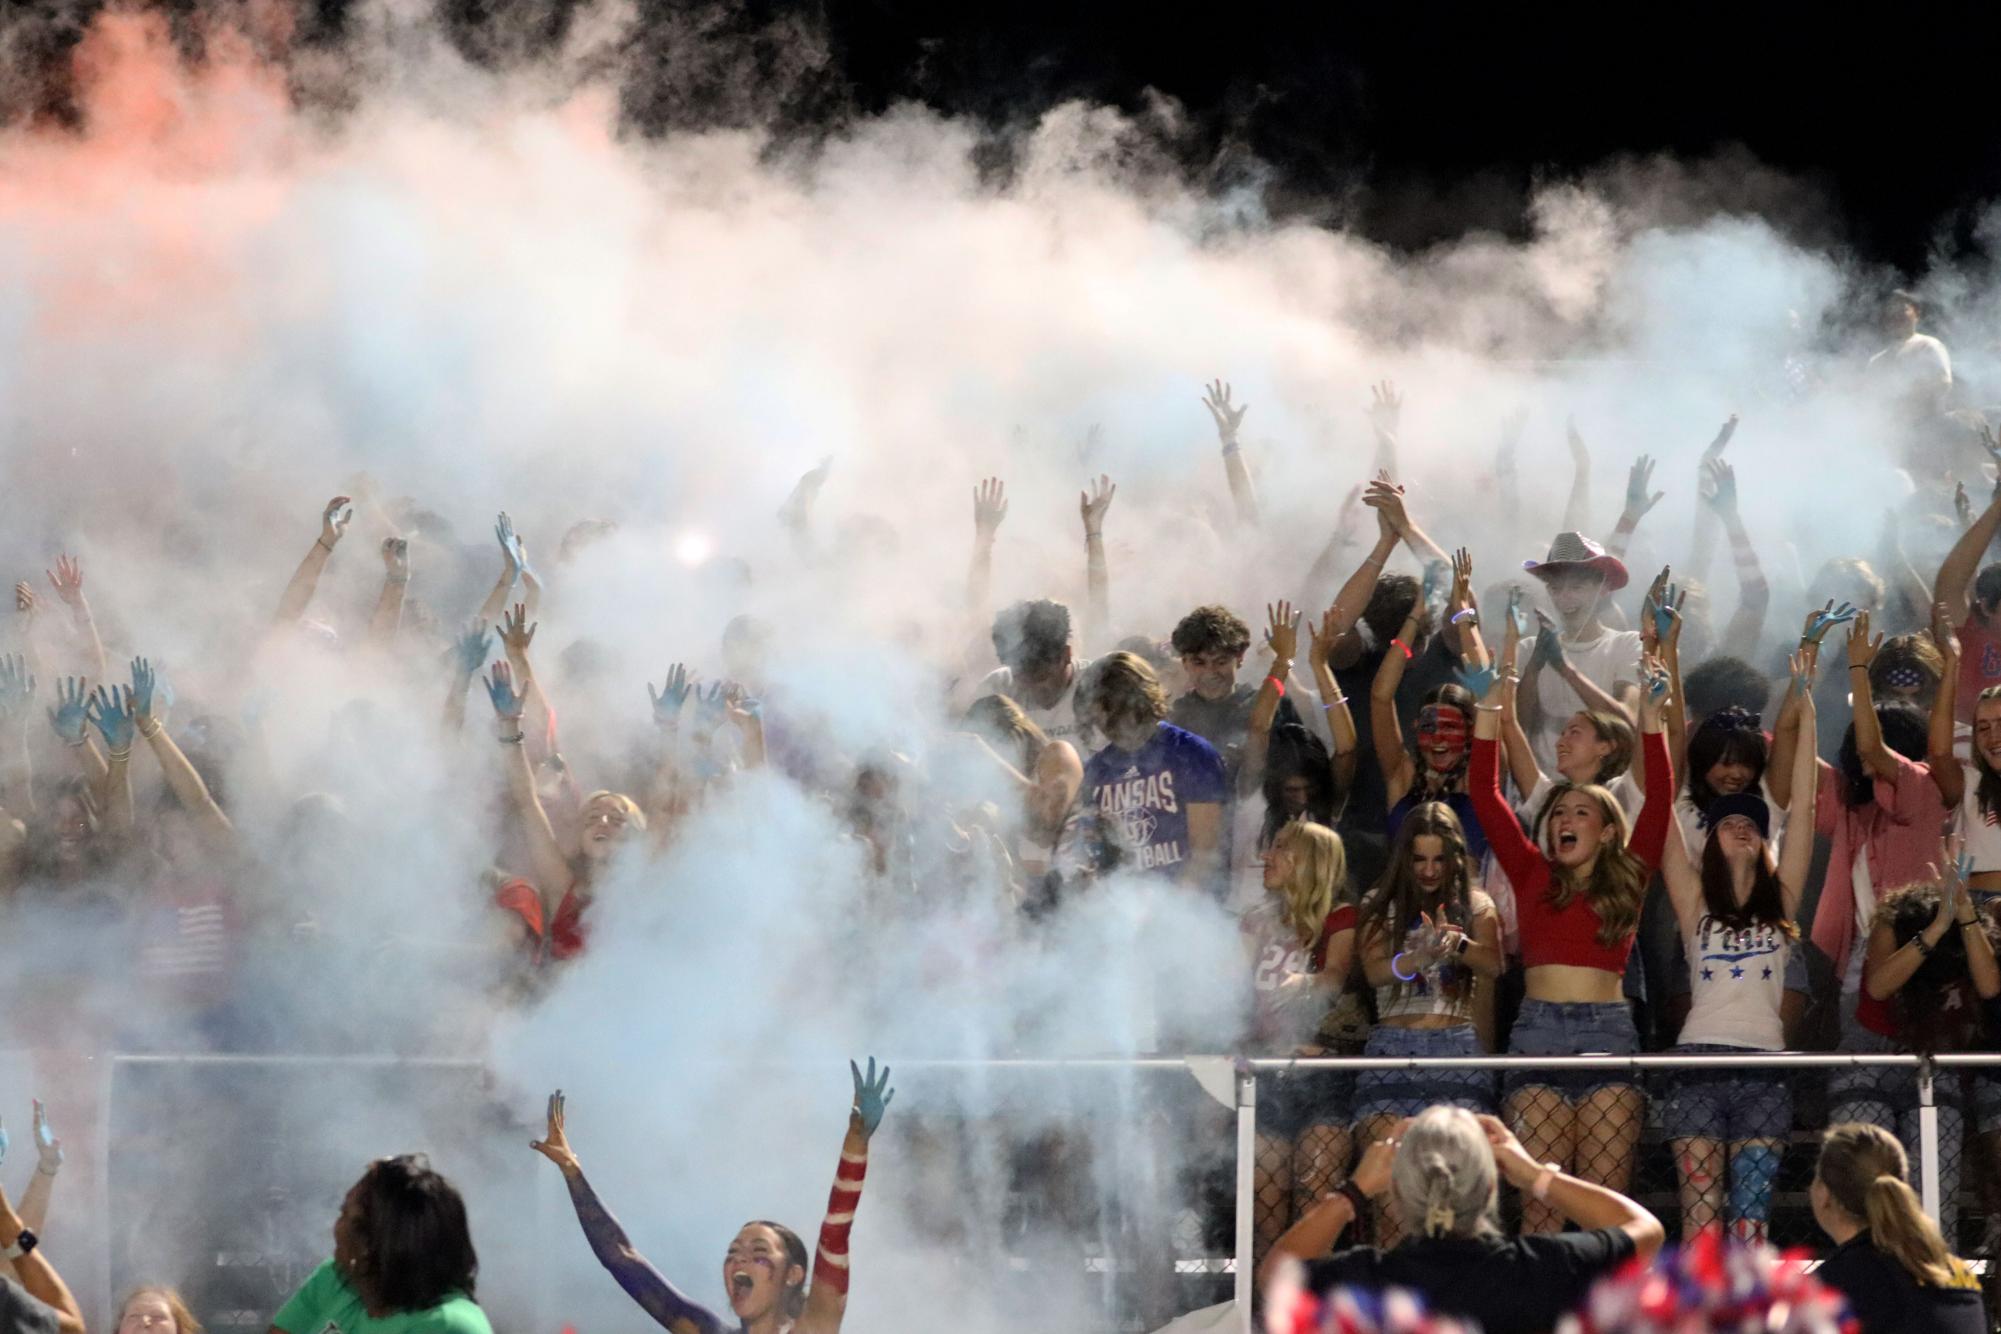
[
  {"x1": 1170, "y1": 685, "x2": 1303, "y2": 791},
  {"x1": 1333, "y1": 634, "x2": 1458, "y2": 832},
  {"x1": 1304, "y1": 1227, "x2": 1636, "y2": 1334},
  {"x1": 1815, "y1": 1233, "x2": 1988, "y2": 1334}
]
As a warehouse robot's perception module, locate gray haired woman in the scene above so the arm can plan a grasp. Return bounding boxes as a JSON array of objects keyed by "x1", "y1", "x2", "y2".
[{"x1": 1260, "y1": 1105, "x2": 1663, "y2": 1334}]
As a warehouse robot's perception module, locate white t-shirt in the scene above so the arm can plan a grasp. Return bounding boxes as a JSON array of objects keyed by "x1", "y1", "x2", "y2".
[
  {"x1": 1953, "y1": 763, "x2": 2001, "y2": 875},
  {"x1": 1228, "y1": 793, "x2": 1271, "y2": 913},
  {"x1": 1530, "y1": 627, "x2": 1643, "y2": 768},
  {"x1": 1842, "y1": 845, "x2": 1876, "y2": 1000},
  {"x1": 978, "y1": 660, "x2": 1099, "y2": 752},
  {"x1": 1869, "y1": 332, "x2": 1952, "y2": 398}
]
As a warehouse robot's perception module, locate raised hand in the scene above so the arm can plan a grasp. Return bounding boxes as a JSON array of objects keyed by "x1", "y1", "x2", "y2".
[
  {"x1": 1932, "y1": 601, "x2": 1962, "y2": 662},
  {"x1": 1530, "y1": 611, "x2": 1567, "y2": 673},
  {"x1": 496, "y1": 512, "x2": 531, "y2": 582},
  {"x1": 1363, "y1": 471, "x2": 1410, "y2": 538},
  {"x1": 1448, "y1": 547, "x2": 1474, "y2": 613},
  {"x1": 1308, "y1": 603, "x2": 1341, "y2": 664},
  {"x1": 33, "y1": 1100, "x2": 61, "y2": 1174},
  {"x1": 1956, "y1": 480, "x2": 1974, "y2": 528},
  {"x1": 973, "y1": 477, "x2": 1008, "y2": 540},
  {"x1": 48, "y1": 676, "x2": 90, "y2": 745},
  {"x1": 647, "y1": 664, "x2": 693, "y2": 727},
  {"x1": 451, "y1": 622, "x2": 492, "y2": 678},
  {"x1": 1366, "y1": 379, "x2": 1402, "y2": 437},
  {"x1": 381, "y1": 537, "x2": 410, "y2": 580},
  {"x1": 0, "y1": 654, "x2": 33, "y2": 719},
  {"x1": 529, "y1": 1090, "x2": 579, "y2": 1175},
  {"x1": 1622, "y1": 455, "x2": 1664, "y2": 523},
  {"x1": 483, "y1": 661, "x2": 524, "y2": 720},
  {"x1": 1458, "y1": 662, "x2": 1500, "y2": 703},
  {"x1": 1639, "y1": 653, "x2": 1672, "y2": 702},
  {"x1": 1786, "y1": 650, "x2": 1814, "y2": 700},
  {"x1": 86, "y1": 685, "x2": 135, "y2": 753},
  {"x1": 320, "y1": 495, "x2": 354, "y2": 548},
  {"x1": 13, "y1": 582, "x2": 35, "y2": 621},
  {"x1": 46, "y1": 553, "x2": 86, "y2": 608},
  {"x1": 1701, "y1": 414, "x2": 1739, "y2": 464},
  {"x1": 1566, "y1": 415, "x2": 1589, "y2": 466},
  {"x1": 1201, "y1": 379, "x2": 1248, "y2": 445},
  {"x1": 1699, "y1": 457, "x2": 1738, "y2": 516},
  {"x1": 500, "y1": 603, "x2": 537, "y2": 659},
  {"x1": 128, "y1": 656, "x2": 158, "y2": 722},
  {"x1": 1847, "y1": 610, "x2": 1882, "y2": 672},
  {"x1": 1803, "y1": 599, "x2": 1859, "y2": 646},
  {"x1": 779, "y1": 456, "x2": 834, "y2": 527},
  {"x1": 694, "y1": 680, "x2": 730, "y2": 732},
  {"x1": 850, "y1": 1056, "x2": 896, "y2": 1139},
  {"x1": 1080, "y1": 474, "x2": 1116, "y2": 536},
  {"x1": 1265, "y1": 600, "x2": 1300, "y2": 664}
]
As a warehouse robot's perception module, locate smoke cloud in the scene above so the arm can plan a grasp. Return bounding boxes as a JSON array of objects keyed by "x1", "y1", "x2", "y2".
[{"x1": 2, "y1": 3, "x2": 1997, "y2": 1332}]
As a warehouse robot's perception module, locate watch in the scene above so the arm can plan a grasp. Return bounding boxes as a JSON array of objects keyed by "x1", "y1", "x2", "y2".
[
  {"x1": 4, "y1": 1228, "x2": 38, "y2": 1260},
  {"x1": 1455, "y1": 934, "x2": 1472, "y2": 957}
]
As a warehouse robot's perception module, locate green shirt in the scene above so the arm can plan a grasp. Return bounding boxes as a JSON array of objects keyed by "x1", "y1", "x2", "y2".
[{"x1": 273, "y1": 1261, "x2": 492, "y2": 1334}]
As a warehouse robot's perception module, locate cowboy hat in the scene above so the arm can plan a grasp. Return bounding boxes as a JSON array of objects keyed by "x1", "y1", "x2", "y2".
[{"x1": 1522, "y1": 531, "x2": 1628, "y2": 592}]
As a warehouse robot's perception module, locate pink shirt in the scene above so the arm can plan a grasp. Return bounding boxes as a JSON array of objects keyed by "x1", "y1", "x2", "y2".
[{"x1": 1808, "y1": 752, "x2": 1950, "y2": 979}]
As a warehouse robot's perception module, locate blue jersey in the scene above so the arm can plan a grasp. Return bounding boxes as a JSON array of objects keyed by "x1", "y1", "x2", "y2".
[{"x1": 1085, "y1": 723, "x2": 1228, "y2": 876}]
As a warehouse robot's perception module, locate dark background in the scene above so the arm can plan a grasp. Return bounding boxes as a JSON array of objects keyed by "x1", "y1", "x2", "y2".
[{"x1": 14, "y1": 0, "x2": 2001, "y2": 271}]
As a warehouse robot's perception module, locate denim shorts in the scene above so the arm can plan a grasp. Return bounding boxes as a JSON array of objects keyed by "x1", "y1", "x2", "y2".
[
  {"x1": 1505, "y1": 998, "x2": 1640, "y2": 1098},
  {"x1": 1828, "y1": 1015, "x2": 1967, "y2": 1113},
  {"x1": 1353, "y1": 1024, "x2": 1495, "y2": 1121},
  {"x1": 1659, "y1": 1044, "x2": 1794, "y2": 1143}
]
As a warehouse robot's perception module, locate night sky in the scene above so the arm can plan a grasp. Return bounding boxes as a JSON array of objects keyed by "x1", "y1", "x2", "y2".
[{"x1": 17, "y1": 0, "x2": 2001, "y2": 271}]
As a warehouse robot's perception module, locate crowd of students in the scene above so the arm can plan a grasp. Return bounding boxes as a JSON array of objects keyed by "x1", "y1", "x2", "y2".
[{"x1": 3, "y1": 289, "x2": 2001, "y2": 1332}]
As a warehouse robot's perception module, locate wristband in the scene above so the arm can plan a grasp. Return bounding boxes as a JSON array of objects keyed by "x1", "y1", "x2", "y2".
[
  {"x1": 1390, "y1": 951, "x2": 1418, "y2": 982},
  {"x1": 497, "y1": 731, "x2": 525, "y2": 746},
  {"x1": 1335, "y1": 1179, "x2": 1372, "y2": 1218},
  {"x1": 1265, "y1": 675, "x2": 1286, "y2": 698},
  {"x1": 2, "y1": 1228, "x2": 36, "y2": 1260},
  {"x1": 1914, "y1": 934, "x2": 1934, "y2": 957},
  {"x1": 1451, "y1": 609, "x2": 1479, "y2": 625},
  {"x1": 1390, "y1": 638, "x2": 1413, "y2": 660},
  {"x1": 1531, "y1": 1163, "x2": 1561, "y2": 1202}
]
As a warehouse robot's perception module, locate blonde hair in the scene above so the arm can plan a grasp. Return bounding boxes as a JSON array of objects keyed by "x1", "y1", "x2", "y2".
[
  {"x1": 581, "y1": 790, "x2": 647, "y2": 831},
  {"x1": 1817, "y1": 1122, "x2": 1971, "y2": 1288},
  {"x1": 1269, "y1": 821, "x2": 1346, "y2": 945},
  {"x1": 119, "y1": 1287, "x2": 202, "y2": 1334},
  {"x1": 1389, "y1": 1106, "x2": 1498, "y2": 1239},
  {"x1": 1078, "y1": 652, "x2": 1169, "y2": 739},
  {"x1": 1536, "y1": 782, "x2": 1647, "y2": 947}
]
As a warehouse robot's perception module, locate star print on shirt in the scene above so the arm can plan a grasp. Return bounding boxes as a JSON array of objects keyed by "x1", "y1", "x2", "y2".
[
  {"x1": 1762, "y1": 966, "x2": 1773, "y2": 979},
  {"x1": 1730, "y1": 965, "x2": 1745, "y2": 979},
  {"x1": 1701, "y1": 967, "x2": 1714, "y2": 981}
]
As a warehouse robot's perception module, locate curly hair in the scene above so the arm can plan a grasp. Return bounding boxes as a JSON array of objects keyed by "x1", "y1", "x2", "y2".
[{"x1": 1170, "y1": 605, "x2": 1252, "y2": 659}]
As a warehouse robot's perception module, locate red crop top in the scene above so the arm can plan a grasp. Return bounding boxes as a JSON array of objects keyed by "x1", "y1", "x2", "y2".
[{"x1": 1471, "y1": 730, "x2": 1671, "y2": 973}]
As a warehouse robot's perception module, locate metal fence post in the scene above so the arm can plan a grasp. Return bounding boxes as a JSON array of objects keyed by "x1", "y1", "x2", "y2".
[
  {"x1": 1918, "y1": 1055, "x2": 1941, "y2": 1224},
  {"x1": 1235, "y1": 1066, "x2": 1257, "y2": 1333}
]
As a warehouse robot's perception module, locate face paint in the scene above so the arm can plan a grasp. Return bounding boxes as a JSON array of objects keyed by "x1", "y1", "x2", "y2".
[
  {"x1": 1415, "y1": 705, "x2": 1468, "y2": 771},
  {"x1": 1878, "y1": 664, "x2": 1928, "y2": 691}
]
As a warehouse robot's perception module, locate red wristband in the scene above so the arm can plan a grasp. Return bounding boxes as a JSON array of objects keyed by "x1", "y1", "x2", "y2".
[
  {"x1": 1390, "y1": 638, "x2": 1413, "y2": 660},
  {"x1": 1265, "y1": 675, "x2": 1286, "y2": 697}
]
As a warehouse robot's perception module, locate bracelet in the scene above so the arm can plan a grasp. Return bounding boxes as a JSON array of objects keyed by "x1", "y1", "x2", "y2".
[
  {"x1": 1221, "y1": 443, "x2": 1241, "y2": 457},
  {"x1": 1323, "y1": 696, "x2": 1347, "y2": 710},
  {"x1": 1390, "y1": 637, "x2": 1413, "y2": 660},
  {"x1": 497, "y1": 731, "x2": 525, "y2": 746},
  {"x1": 1531, "y1": 1162, "x2": 1562, "y2": 1202},
  {"x1": 137, "y1": 719, "x2": 161, "y2": 740},
  {"x1": 1363, "y1": 555, "x2": 1386, "y2": 568},
  {"x1": 107, "y1": 746, "x2": 132, "y2": 762},
  {"x1": 61, "y1": 736, "x2": 86, "y2": 748},
  {"x1": 1390, "y1": 951, "x2": 1419, "y2": 982},
  {"x1": 1265, "y1": 675, "x2": 1286, "y2": 697},
  {"x1": 1451, "y1": 609, "x2": 1479, "y2": 625},
  {"x1": 1914, "y1": 934, "x2": 1934, "y2": 957},
  {"x1": 34, "y1": 1164, "x2": 57, "y2": 1178},
  {"x1": 1335, "y1": 1179, "x2": 1372, "y2": 1218},
  {"x1": 317, "y1": 537, "x2": 335, "y2": 552},
  {"x1": 1475, "y1": 702, "x2": 1504, "y2": 712},
  {"x1": 1084, "y1": 529, "x2": 1103, "y2": 542},
  {"x1": 1455, "y1": 934, "x2": 1472, "y2": 957},
  {"x1": 1849, "y1": 664, "x2": 1869, "y2": 673},
  {"x1": 386, "y1": 574, "x2": 409, "y2": 585}
]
